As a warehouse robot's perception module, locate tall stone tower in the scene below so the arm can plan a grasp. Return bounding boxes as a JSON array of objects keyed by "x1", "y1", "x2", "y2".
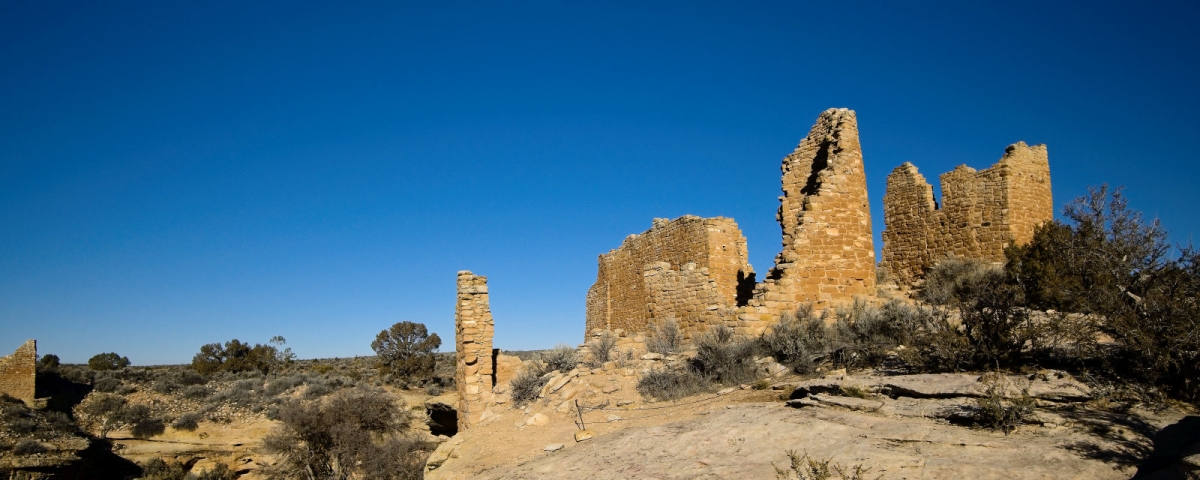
[
  {"x1": 744, "y1": 108, "x2": 877, "y2": 320},
  {"x1": 454, "y1": 271, "x2": 494, "y2": 431}
]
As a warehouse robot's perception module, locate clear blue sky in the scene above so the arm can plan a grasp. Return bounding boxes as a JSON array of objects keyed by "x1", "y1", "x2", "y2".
[{"x1": 2, "y1": 1, "x2": 1197, "y2": 365}]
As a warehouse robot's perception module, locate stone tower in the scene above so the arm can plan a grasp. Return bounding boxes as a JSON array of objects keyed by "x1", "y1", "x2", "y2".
[
  {"x1": 738, "y1": 108, "x2": 877, "y2": 328},
  {"x1": 0, "y1": 340, "x2": 37, "y2": 405},
  {"x1": 454, "y1": 271, "x2": 495, "y2": 431},
  {"x1": 880, "y1": 142, "x2": 1052, "y2": 285}
]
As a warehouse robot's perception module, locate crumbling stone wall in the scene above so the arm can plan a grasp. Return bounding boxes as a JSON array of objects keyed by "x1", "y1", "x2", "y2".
[
  {"x1": 880, "y1": 142, "x2": 1052, "y2": 285},
  {"x1": 455, "y1": 271, "x2": 494, "y2": 431},
  {"x1": 735, "y1": 108, "x2": 877, "y2": 333},
  {"x1": 585, "y1": 215, "x2": 753, "y2": 339},
  {"x1": 0, "y1": 340, "x2": 36, "y2": 405}
]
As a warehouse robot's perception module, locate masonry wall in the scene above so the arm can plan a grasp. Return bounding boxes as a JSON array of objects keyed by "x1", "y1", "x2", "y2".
[
  {"x1": 880, "y1": 142, "x2": 1053, "y2": 285},
  {"x1": 585, "y1": 215, "x2": 752, "y2": 338},
  {"x1": 735, "y1": 108, "x2": 877, "y2": 334},
  {"x1": 454, "y1": 271, "x2": 494, "y2": 432},
  {"x1": 0, "y1": 340, "x2": 36, "y2": 405}
]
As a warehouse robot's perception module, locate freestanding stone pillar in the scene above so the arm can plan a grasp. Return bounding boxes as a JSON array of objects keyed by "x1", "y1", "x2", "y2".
[{"x1": 454, "y1": 271, "x2": 494, "y2": 431}]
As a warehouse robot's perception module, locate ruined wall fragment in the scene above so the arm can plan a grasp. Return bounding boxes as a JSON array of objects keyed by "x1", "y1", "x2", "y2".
[
  {"x1": 455, "y1": 271, "x2": 494, "y2": 431},
  {"x1": 0, "y1": 340, "x2": 36, "y2": 405},
  {"x1": 880, "y1": 142, "x2": 1053, "y2": 284},
  {"x1": 736, "y1": 108, "x2": 877, "y2": 333},
  {"x1": 585, "y1": 215, "x2": 752, "y2": 339}
]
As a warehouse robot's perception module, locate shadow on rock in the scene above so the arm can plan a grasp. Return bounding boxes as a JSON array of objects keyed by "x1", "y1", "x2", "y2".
[
  {"x1": 1059, "y1": 407, "x2": 1158, "y2": 468},
  {"x1": 1132, "y1": 415, "x2": 1200, "y2": 479}
]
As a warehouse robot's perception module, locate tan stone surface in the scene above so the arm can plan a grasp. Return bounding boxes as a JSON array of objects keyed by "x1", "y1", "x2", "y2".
[
  {"x1": 735, "y1": 108, "x2": 877, "y2": 334},
  {"x1": 456, "y1": 271, "x2": 496, "y2": 431},
  {"x1": 880, "y1": 142, "x2": 1053, "y2": 285},
  {"x1": 0, "y1": 339, "x2": 36, "y2": 405},
  {"x1": 585, "y1": 215, "x2": 753, "y2": 339}
]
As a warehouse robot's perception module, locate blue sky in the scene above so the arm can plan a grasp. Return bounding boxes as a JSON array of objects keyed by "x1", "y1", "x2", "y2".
[{"x1": 2, "y1": 1, "x2": 1197, "y2": 364}]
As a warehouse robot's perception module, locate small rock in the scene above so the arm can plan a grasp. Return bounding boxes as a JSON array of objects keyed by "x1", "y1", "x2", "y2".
[
  {"x1": 617, "y1": 399, "x2": 634, "y2": 406},
  {"x1": 642, "y1": 353, "x2": 664, "y2": 361},
  {"x1": 717, "y1": 387, "x2": 736, "y2": 396},
  {"x1": 525, "y1": 413, "x2": 549, "y2": 426},
  {"x1": 602, "y1": 385, "x2": 620, "y2": 394},
  {"x1": 544, "y1": 443, "x2": 564, "y2": 452},
  {"x1": 575, "y1": 430, "x2": 595, "y2": 442},
  {"x1": 606, "y1": 414, "x2": 623, "y2": 422}
]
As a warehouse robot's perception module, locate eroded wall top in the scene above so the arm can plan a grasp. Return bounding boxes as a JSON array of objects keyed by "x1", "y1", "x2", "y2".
[
  {"x1": 880, "y1": 142, "x2": 1052, "y2": 284},
  {"x1": 0, "y1": 340, "x2": 36, "y2": 405}
]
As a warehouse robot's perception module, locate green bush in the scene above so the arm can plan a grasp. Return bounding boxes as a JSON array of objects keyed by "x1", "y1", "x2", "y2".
[
  {"x1": 191, "y1": 339, "x2": 280, "y2": 376},
  {"x1": 371, "y1": 321, "x2": 442, "y2": 386},
  {"x1": 87, "y1": 352, "x2": 130, "y2": 371},
  {"x1": 171, "y1": 413, "x2": 201, "y2": 431}
]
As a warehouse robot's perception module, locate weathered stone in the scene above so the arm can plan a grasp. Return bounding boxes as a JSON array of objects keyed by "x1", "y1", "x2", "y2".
[
  {"x1": 0, "y1": 340, "x2": 35, "y2": 405},
  {"x1": 880, "y1": 142, "x2": 1052, "y2": 285},
  {"x1": 574, "y1": 430, "x2": 595, "y2": 442},
  {"x1": 586, "y1": 216, "x2": 753, "y2": 340},
  {"x1": 544, "y1": 444, "x2": 564, "y2": 452},
  {"x1": 456, "y1": 271, "x2": 495, "y2": 431}
]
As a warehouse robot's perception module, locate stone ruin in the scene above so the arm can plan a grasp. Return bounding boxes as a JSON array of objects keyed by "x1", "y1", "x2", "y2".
[
  {"x1": 586, "y1": 108, "x2": 877, "y2": 341},
  {"x1": 455, "y1": 271, "x2": 495, "y2": 432},
  {"x1": 879, "y1": 142, "x2": 1053, "y2": 285},
  {"x1": 0, "y1": 340, "x2": 37, "y2": 405},
  {"x1": 585, "y1": 215, "x2": 754, "y2": 340}
]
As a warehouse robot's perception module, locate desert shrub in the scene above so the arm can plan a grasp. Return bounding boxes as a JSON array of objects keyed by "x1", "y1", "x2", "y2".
[
  {"x1": 232, "y1": 379, "x2": 261, "y2": 392},
  {"x1": 425, "y1": 384, "x2": 443, "y2": 396},
  {"x1": 60, "y1": 365, "x2": 94, "y2": 384},
  {"x1": 510, "y1": 368, "x2": 549, "y2": 407},
  {"x1": 193, "y1": 463, "x2": 235, "y2": 480},
  {"x1": 831, "y1": 300, "x2": 916, "y2": 369},
  {"x1": 12, "y1": 439, "x2": 46, "y2": 456},
  {"x1": 539, "y1": 345, "x2": 579, "y2": 374},
  {"x1": 181, "y1": 385, "x2": 212, "y2": 399},
  {"x1": 213, "y1": 387, "x2": 253, "y2": 406},
  {"x1": 78, "y1": 393, "x2": 127, "y2": 438},
  {"x1": 265, "y1": 375, "x2": 306, "y2": 396},
  {"x1": 586, "y1": 330, "x2": 618, "y2": 366},
  {"x1": 7, "y1": 417, "x2": 37, "y2": 435},
  {"x1": 304, "y1": 382, "x2": 333, "y2": 399},
  {"x1": 891, "y1": 305, "x2": 972, "y2": 373},
  {"x1": 152, "y1": 380, "x2": 180, "y2": 395},
  {"x1": 140, "y1": 458, "x2": 187, "y2": 480},
  {"x1": 178, "y1": 371, "x2": 207, "y2": 386},
  {"x1": 973, "y1": 377, "x2": 1035, "y2": 435},
  {"x1": 919, "y1": 258, "x2": 997, "y2": 306},
  {"x1": 689, "y1": 325, "x2": 758, "y2": 385},
  {"x1": 92, "y1": 376, "x2": 122, "y2": 393},
  {"x1": 1008, "y1": 185, "x2": 1200, "y2": 400},
  {"x1": 45, "y1": 411, "x2": 75, "y2": 432},
  {"x1": 261, "y1": 387, "x2": 426, "y2": 479},
  {"x1": 646, "y1": 317, "x2": 682, "y2": 354},
  {"x1": 762, "y1": 305, "x2": 831, "y2": 374},
  {"x1": 371, "y1": 321, "x2": 442, "y2": 386},
  {"x1": 636, "y1": 368, "x2": 709, "y2": 401},
  {"x1": 130, "y1": 416, "x2": 165, "y2": 439},
  {"x1": 773, "y1": 449, "x2": 877, "y2": 480},
  {"x1": 87, "y1": 352, "x2": 131, "y2": 371},
  {"x1": 191, "y1": 338, "x2": 281, "y2": 376},
  {"x1": 171, "y1": 412, "x2": 201, "y2": 431}
]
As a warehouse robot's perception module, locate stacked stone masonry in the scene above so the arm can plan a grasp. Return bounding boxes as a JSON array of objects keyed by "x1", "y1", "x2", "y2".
[
  {"x1": 454, "y1": 271, "x2": 495, "y2": 431},
  {"x1": 585, "y1": 216, "x2": 753, "y2": 339},
  {"x1": 739, "y1": 108, "x2": 877, "y2": 329},
  {"x1": 880, "y1": 142, "x2": 1052, "y2": 285},
  {"x1": 586, "y1": 108, "x2": 879, "y2": 340},
  {"x1": 0, "y1": 340, "x2": 36, "y2": 405}
]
